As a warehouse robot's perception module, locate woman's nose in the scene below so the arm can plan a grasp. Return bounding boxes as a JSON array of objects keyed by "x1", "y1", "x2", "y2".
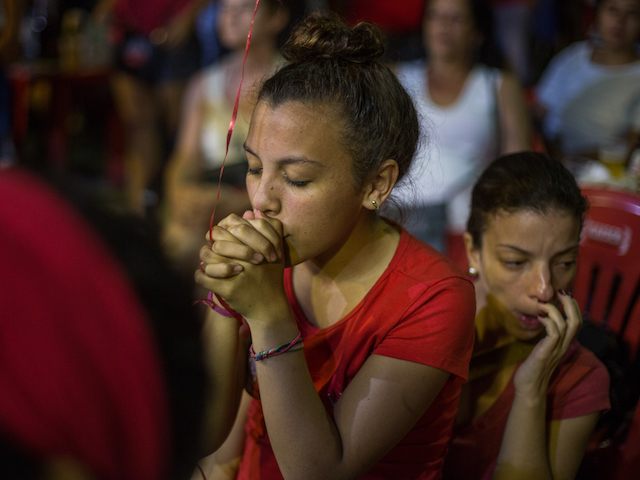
[
  {"x1": 250, "y1": 177, "x2": 280, "y2": 216},
  {"x1": 530, "y1": 265, "x2": 554, "y2": 303}
]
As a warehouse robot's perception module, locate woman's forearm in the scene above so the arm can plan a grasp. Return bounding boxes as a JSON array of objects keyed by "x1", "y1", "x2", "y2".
[
  {"x1": 494, "y1": 393, "x2": 552, "y2": 480},
  {"x1": 200, "y1": 310, "x2": 247, "y2": 454},
  {"x1": 249, "y1": 318, "x2": 349, "y2": 480}
]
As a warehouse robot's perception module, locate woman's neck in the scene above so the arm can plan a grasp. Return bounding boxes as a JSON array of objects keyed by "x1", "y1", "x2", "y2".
[
  {"x1": 293, "y1": 215, "x2": 400, "y2": 328},
  {"x1": 230, "y1": 41, "x2": 279, "y2": 73},
  {"x1": 428, "y1": 53, "x2": 474, "y2": 77},
  {"x1": 301, "y1": 214, "x2": 398, "y2": 282},
  {"x1": 225, "y1": 43, "x2": 280, "y2": 105},
  {"x1": 591, "y1": 44, "x2": 639, "y2": 66},
  {"x1": 426, "y1": 58, "x2": 473, "y2": 106}
]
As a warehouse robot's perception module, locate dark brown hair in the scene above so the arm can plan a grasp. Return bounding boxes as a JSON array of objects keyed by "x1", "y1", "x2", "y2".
[
  {"x1": 257, "y1": 13, "x2": 419, "y2": 187},
  {"x1": 467, "y1": 151, "x2": 588, "y2": 247}
]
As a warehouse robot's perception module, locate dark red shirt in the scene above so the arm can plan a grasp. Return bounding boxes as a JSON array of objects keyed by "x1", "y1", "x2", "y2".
[{"x1": 113, "y1": 0, "x2": 192, "y2": 35}]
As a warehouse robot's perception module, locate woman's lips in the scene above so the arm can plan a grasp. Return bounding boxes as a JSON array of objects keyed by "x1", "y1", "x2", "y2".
[{"x1": 518, "y1": 314, "x2": 543, "y2": 331}]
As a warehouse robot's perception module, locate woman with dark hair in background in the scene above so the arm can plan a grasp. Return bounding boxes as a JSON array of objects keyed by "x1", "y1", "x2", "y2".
[
  {"x1": 444, "y1": 152, "x2": 610, "y2": 479},
  {"x1": 194, "y1": 12, "x2": 476, "y2": 480}
]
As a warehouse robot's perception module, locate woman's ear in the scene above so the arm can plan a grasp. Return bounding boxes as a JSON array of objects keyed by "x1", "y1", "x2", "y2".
[
  {"x1": 362, "y1": 159, "x2": 399, "y2": 211},
  {"x1": 464, "y1": 232, "x2": 481, "y2": 275}
]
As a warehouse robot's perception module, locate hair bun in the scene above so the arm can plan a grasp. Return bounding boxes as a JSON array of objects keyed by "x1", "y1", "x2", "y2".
[{"x1": 282, "y1": 13, "x2": 385, "y2": 64}]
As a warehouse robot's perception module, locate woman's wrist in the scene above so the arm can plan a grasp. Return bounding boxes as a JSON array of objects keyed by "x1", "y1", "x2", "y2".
[
  {"x1": 250, "y1": 332, "x2": 303, "y2": 362},
  {"x1": 245, "y1": 306, "x2": 299, "y2": 353},
  {"x1": 196, "y1": 291, "x2": 244, "y2": 325},
  {"x1": 512, "y1": 387, "x2": 547, "y2": 410}
]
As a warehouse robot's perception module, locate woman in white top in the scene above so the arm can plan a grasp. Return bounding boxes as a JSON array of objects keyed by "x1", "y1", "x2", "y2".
[
  {"x1": 393, "y1": 0, "x2": 531, "y2": 255},
  {"x1": 163, "y1": 0, "x2": 297, "y2": 272},
  {"x1": 535, "y1": 0, "x2": 640, "y2": 161}
]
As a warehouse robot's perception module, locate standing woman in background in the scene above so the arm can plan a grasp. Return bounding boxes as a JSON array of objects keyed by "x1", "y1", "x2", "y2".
[
  {"x1": 444, "y1": 152, "x2": 610, "y2": 479},
  {"x1": 93, "y1": 0, "x2": 209, "y2": 214},
  {"x1": 194, "y1": 13, "x2": 476, "y2": 480},
  {"x1": 393, "y1": 0, "x2": 531, "y2": 256},
  {"x1": 163, "y1": 0, "x2": 300, "y2": 275}
]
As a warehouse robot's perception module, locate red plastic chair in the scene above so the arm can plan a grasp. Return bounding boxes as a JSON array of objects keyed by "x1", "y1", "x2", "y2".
[
  {"x1": 574, "y1": 187, "x2": 640, "y2": 479},
  {"x1": 610, "y1": 399, "x2": 640, "y2": 480},
  {"x1": 574, "y1": 187, "x2": 640, "y2": 362}
]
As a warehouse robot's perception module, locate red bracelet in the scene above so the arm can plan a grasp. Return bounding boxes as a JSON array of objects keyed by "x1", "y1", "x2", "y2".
[
  {"x1": 249, "y1": 333, "x2": 303, "y2": 362},
  {"x1": 195, "y1": 291, "x2": 244, "y2": 324}
]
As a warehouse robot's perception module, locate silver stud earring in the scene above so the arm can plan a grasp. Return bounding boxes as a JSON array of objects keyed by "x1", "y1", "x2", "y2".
[{"x1": 468, "y1": 266, "x2": 479, "y2": 278}]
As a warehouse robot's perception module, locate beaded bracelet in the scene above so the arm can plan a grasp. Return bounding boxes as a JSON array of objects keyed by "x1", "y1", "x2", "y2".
[
  {"x1": 249, "y1": 333, "x2": 303, "y2": 362},
  {"x1": 195, "y1": 291, "x2": 244, "y2": 324}
]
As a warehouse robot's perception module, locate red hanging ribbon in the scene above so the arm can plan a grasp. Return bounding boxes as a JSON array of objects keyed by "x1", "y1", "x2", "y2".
[{"x1": 208, "y1": 0, "x2": 262, "y2": 242}]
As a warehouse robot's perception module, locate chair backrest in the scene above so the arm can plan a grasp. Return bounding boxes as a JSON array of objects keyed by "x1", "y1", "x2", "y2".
[
  {"x1": 611, "y1": 398, "x2": 640, "y2": 480},
  {"x1": 574, "y1": 187, "x2": 640, "y2": 362}
]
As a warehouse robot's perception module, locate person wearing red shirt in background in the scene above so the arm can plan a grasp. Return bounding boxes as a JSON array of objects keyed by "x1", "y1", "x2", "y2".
[
  {"x1": 93, "y1": 0, "x2": 209, "y2": 215},
  {"x1": 328, "y1": 0, "x2": 426, "y2": 61},
  {"x1": 193, "y1": 13, "x2": 476, "y2": 480}
]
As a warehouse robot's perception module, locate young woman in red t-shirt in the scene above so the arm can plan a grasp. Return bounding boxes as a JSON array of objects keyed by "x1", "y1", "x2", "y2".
[
  {"x1": 193, "y1": 13, "x2": 476, "y2": 480},
  {"x1": 444, "y1": 152, "x2": 610, "y2": 479}
]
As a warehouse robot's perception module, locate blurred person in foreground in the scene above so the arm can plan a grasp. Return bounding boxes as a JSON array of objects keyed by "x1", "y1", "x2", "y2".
[{"x1": 0, "y1": 167, "x2": 207, "y2": 479}]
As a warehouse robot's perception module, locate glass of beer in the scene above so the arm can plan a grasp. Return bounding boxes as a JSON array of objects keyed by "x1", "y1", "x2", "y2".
[{"x1": 599, "y1": 143, "x2": 628, "y2": 179}]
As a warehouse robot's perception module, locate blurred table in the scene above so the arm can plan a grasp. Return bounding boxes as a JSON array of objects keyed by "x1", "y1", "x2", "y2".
[{"x1": 564, "y1": 156, "x2": 639, "y2": 194}]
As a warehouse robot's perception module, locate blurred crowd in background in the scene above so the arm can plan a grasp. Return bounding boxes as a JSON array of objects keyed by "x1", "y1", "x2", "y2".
[{"x1": 1, "y1": 0, "x2": 639, "y2": 269}]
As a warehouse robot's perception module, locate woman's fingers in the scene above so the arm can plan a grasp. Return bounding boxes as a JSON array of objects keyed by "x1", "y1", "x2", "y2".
[
  {"x1": 212, "y1": 240, "x2": 267, "y2": 264},
  {"x1": 539, "y1": 301, "x2": 566, "y2": 338},
  {"x1": 558, "y1": 291, "x2": 582, "y2": 351},
  {"x1": 535, "y1": 292, "x2": 581, "y2": 363},
  {"x1": 202, "y1": 223, "x2": 270, "y2": 263},
  {"x1": 198, "y1": 243, "x2": 244, "y2": 277},
  {"x1": 246, "y1": 218, "x2": 284, "y2": 261},
  {"x1": 532, "y1": 313, "x2": 562, "y2": 360},
  {"x1": 203, "y1": 224, "x2": 238, "y2": 242},
  {"x1": 217, "y1": 213, "x2": 283, "y2": 262},
  {"x1": 204, "y1": 263, "x2": 243, "y2": 279},
  {"x1": 195, "y1": 269, "x2": 232, "y2": 294}
]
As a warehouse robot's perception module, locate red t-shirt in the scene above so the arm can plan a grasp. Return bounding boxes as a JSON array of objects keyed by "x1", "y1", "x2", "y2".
[
  {"x1": 238, "y1": 229, "x2": 476, "y2": 479},
  {"x1": 443, "y1": 341, "x2": 611, "y2": 479},
  {"x1": 344, "y1": 0, "x2": 425, "y2": 32},
  {"x1": 113, "y1": 0, "x2": 193, "y2": 35}
]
